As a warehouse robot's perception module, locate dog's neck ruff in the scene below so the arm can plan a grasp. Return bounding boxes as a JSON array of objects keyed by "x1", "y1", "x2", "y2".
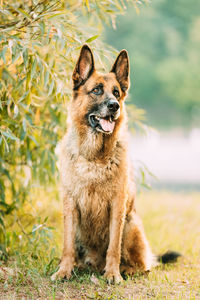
[
  {"x1": 79, "y1": 130, "x2": 117, "y2": 161},
  {"x1": 67, "y1": 125, "x2": 119, "y2": 162}
]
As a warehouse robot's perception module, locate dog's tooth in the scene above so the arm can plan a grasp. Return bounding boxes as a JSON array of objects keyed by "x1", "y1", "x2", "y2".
[{"x1": 109, "y1": 116, "x2": 112, "y2": 122}]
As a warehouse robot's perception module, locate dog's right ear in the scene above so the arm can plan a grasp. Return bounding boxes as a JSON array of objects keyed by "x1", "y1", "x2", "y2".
[{"x1": 72, "y1": 45, "x2": 95, "y2": 89}]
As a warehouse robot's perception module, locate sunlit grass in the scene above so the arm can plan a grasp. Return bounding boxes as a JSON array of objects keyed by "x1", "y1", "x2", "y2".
[{"x1": 1, "y1": 190, "x2": 200, "y2": 299}]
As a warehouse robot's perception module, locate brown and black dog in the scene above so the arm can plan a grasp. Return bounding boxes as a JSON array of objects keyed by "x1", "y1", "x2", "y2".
[{"x1": 51, "y1": 45, "x2": 180, "y2": 283}]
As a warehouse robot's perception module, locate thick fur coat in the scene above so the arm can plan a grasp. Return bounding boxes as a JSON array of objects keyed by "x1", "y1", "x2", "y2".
[{"x1": 51, "y1": 45, "x2": 155, "y2": 283}]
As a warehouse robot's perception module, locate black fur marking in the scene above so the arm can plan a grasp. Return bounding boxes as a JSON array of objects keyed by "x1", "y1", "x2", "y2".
[
  {"x1": 158, "y1": 251, "x2": 182, "y2": 264},
  {"x1": 86, "y1": 104, "x2": 100, "y2": 118},
  {"x1": 73, "y1": 78, "x2": 89, "y2": 91}
]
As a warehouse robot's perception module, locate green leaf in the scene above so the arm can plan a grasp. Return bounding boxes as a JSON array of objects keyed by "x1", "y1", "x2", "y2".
[
  {"x1": 16, "y1": 8, "x2": 32, "y2": 20},
  {"x1": 1, "y1": 135, "x2": 9, "y2": 152},
  {"x1": 22, "y1": 118, "x2": 26, "y2": 132},
  {"x1": 13, "y1": 104, "x2": 19, "y2": 119},
  {"x1": 1, "y1": 130, "x2": 19, "y2": 141},
  {"x1": 48, "y1": 80, "x2": 54, "y2": 96},
  {"x1": 1, "y1": 26, "x2": 15, "y2": 33},
  {"x1": 31, "y1": 58, "x2": 37, "y2": 80},
  {"x1": 22, "y1": 48, "x2": 29, "y2": 69},
  {"x1": 39, "y1": 21, "x2": 45, "y2": 35},
  {"x1": 0, "y1": 216, "x2": 5, "y2": 229},
  {"x1": 0, "y1": 201, "x2": 9, "y2": 209},
  {"x1": 85, "y1": 35, "x2": 99, "y2": 43},
  {"x1": 12, "y1": 45, "x2": 21, "y2": 63},
  {"x1": 44, "y1": 70, "x2": 49, "y2": 87},
  {"x1": 18, "y1": 91, "x2": 29, "y2": 103},
  {"x1": 85, "y1": 0, "x2": 90, "y2": 10},
  {"x1": 26, "y1": 71, "x2": 31, "y2": 91},
  {"x1": 16, "y1": 77, "x2": 26, "y2": 90},
  {"x1": 20, "y1": 127, "x2": 26, "y2": 140},
  {"x1": 25, "y1": 114, "x2": 33, "y2": 126},
  {"x1": 0, "y1": 47, "x2": 7, "y2": 64},
  {"x1": 28, "y1": 134, "x2": 38, "y2": 146},
  {"x1": 46, "y1": 11, "x2": 68, "y2": 19}
]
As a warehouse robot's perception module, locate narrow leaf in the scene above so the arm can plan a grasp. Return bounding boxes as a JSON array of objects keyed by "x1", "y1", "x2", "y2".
[
  {"x1": 44, "y1": 70, "x2": 49, "y2": 87},
  {"x1": 17, "y1": 8, "x2": 32, "y2": 20},
  {"x1": 85, "y1": 35, "x2": 99, "y2": 43},
  {"x1": 1, "y1": 131, "x2": 19, "y2": 141}
]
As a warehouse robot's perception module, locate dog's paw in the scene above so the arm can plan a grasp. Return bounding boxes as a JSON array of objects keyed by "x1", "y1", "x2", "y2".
[
  {"x1": 121, "y1": 266, "x2": 136, "y2": 277},
  {"x1": 51, "y1": 256, "x2": 75, "y2": 281},
  {"x1": 51, "y1": 271, "x2": 60, "y2": 282},
  {"x1": 103, "y1": 271, "x2": 123, "y2": 284},
  {"x1": 51, "y1": 266, "x2": 72, "y2": 281}
]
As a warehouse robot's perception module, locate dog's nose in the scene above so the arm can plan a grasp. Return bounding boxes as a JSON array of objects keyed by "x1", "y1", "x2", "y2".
[{"x1": 107, "y1": 100, "x2": 120, "y2": 112}]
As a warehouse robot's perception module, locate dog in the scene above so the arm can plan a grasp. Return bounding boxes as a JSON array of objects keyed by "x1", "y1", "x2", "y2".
[{"x1": 51, "y1": 45, "x2": 180, "y2": 283}]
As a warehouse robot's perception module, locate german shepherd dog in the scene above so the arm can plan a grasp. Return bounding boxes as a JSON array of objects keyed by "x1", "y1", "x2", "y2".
[{"x1": 51, "y1": 45, "x2": 180, "y2": 283}]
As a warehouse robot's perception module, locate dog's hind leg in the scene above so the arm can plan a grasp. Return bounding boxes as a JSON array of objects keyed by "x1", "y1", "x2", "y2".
[
  {"x1": 51, "y1": 194, "x2": 77, "y2": 281},
  {"x1": 121, "y1": 211, "x2": 155, "y2": 276}
]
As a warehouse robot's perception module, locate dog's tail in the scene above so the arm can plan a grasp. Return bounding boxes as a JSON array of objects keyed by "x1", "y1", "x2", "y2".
[{"x1": 157, "y1": 250, "x2": 182, "y2": 264}]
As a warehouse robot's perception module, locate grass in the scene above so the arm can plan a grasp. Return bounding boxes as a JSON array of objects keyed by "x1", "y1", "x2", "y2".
[{"x1": 1, "y1": 189, "x2": 200, "y2": 299}]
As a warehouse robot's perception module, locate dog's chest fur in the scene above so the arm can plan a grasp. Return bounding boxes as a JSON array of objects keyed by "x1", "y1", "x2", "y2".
[{"x1": 59, "y1": 132, "x2": 127, "y2": 246}]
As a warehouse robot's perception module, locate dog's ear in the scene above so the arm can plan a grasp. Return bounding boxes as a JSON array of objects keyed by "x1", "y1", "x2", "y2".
[
  {"x1": 72, "y1": 45, "x2": 95, "y2": 89},
  {"x1": 110, "y1": 50, "x2": 129, "y2": 92}
]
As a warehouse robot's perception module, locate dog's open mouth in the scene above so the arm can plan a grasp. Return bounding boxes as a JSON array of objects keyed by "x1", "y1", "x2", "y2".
[{"x1": 89, "y1": 114, "x2": 115, "y2": 134}]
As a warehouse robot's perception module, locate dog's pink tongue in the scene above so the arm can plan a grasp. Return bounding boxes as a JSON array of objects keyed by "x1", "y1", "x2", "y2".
[{"x1": 99, "y1": 119, "x2": 115, "y2": 132}]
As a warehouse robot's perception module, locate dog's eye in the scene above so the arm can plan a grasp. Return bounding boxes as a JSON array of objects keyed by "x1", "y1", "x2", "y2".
[
  {"x1": 113, "y1": 89, "x2": 120, "y2": 98},
  {"x1": 92, "y1": 87, "x2": 102, "y2": 95}
]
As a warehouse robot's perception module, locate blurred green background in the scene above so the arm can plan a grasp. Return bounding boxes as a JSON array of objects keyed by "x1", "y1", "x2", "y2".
[
  {"x1": 1, "y1": 2, "x2": 200, "y2": 297},
  {"x1": 105, "y1": 0, "x2": 200, "y2": 129},
  {"x1": 1, "y1": 0, "x2": 200, "y2": 265}
]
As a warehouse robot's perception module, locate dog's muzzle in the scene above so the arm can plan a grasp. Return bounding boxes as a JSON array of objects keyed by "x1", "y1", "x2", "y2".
[{"x1": 88, "y1": 100, "x2": 120, "y2": 134}]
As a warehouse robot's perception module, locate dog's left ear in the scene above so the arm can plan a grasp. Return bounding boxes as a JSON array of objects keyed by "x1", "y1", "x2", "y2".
[
  {"x1": 72, "y1": 44, "x2": 95, "y2": 89},
  {"x1": 110, "y1": 50, "x2": 129, "y2": 92}
]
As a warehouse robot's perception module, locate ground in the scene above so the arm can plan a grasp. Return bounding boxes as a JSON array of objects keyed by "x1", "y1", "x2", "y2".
[{"x1": 1, "y1": 190, "x2": 200, "y2": 299}]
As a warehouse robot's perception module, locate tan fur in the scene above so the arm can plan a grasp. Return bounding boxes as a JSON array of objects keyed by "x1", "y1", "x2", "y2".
[{"x1": 51, "y1": 46, "x2": 155, "y2": 284}]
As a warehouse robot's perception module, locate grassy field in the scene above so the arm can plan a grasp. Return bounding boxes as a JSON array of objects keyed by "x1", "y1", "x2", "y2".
[{"x1": 1, "y1": 190, "x2": 200, "y2": 299}]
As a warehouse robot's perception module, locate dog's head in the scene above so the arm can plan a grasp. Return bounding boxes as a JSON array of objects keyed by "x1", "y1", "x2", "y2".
[{"x1": 71, "y1": 45, "x2": 129, "y2": 135}]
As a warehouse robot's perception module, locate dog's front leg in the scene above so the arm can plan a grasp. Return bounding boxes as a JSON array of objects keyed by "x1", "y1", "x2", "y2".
[
  {"x1": 104, "y1": 198, "x2": 125, "y2": 284},
  {"x1": 51, "y1": 194, "x2": 76, "y2": 281}
]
